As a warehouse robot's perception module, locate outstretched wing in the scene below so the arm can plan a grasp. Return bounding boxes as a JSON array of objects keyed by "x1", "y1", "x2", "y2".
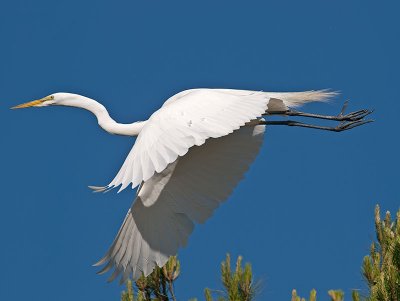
[
  {"x1": 106, "y1": 89, "x2": 269, "y2": 192},
  {"x1": 93, "y1": 88, "x2": 334, "y2": 193},
  {"x1": 94, "y1": 122, "x2": 266, "y2": 282}
]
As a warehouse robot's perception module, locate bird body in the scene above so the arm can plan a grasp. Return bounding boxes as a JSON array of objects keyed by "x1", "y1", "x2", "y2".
[{"x1": 13, "y1": 88, "x2": 366, "y2": 283}]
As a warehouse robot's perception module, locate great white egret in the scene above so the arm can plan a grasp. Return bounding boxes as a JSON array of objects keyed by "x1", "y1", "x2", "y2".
[{"x1": 12, "y1": 88, "x2": 372, "y2": 283}]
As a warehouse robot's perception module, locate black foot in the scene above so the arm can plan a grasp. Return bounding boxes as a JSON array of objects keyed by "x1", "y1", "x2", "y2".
[
  {"x1": 333, "y1": 119, "x2": 374, "y2": 132},
  {"x1": 336, "y1": 101, "x2": 374, "y2": 122}
]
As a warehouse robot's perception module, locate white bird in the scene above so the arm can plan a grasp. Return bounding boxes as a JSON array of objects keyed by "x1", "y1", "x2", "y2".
[{"x1": 12, "y1": 88, "x2": 372, "y2": 283}]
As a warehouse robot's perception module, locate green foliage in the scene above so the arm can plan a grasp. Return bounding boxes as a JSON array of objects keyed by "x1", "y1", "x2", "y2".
[
  {"x1": 121, "y1": 280, "x2": 135, "y2": 301},
  {"x1": 328, "y1": 290, "x2": 345, "y2": 301},
  {"x1": 119, "y1": 205, "x2": 400, "y2": 301},
  {"x1": 362, "y1": 205, "x2": 400, "y2": 301},
  {"x1": 204, "y1": 254, "x2": 256, "y2": 301},
  {"x1": 291, "y1": 289, "x2": 360, "y2": 301},
  {"x1": 352, "y1": 291, "x2": 361, "y2": 301},
  {"x1": 120, "y1": 256, "x2": 180, "y2": 301},
  {"x1": 291, "y1": 289, "x2": 317, "y2": 301},
  {"x1": 291, "y1": 205, "x2": 400, "y2": 301}
]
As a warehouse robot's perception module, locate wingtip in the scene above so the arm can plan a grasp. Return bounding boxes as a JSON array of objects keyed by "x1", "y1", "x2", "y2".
[
  {"x1": 93, "y1": 250, "x2": 112, "y2": 266},
  {"x1": 93, "y1": 261, "x2": 102, "y2": 267},
  {"x1": 88, "y1": 185, "x2": 110, "y2": 193}
]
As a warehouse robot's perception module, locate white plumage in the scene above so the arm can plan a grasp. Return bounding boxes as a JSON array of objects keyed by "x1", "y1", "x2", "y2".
[
  {"x1": 106, "y1": 89, "x2": 334, "y2": 192},
  {"x1": 12, "y1": 88, "x2": 338, "y2": 283},
  {"x1": 92, "y1": 89, "x2": 334, "y2": 282},
  {"x1": 108, "y1": 90, "x2": 269, "y2": 192},
  {"x1": 95, "y1": 121, "x2": 266, "y2": 282}
]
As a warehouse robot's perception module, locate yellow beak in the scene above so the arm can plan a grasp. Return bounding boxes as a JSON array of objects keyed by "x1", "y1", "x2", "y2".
[{"x1": 11, "y1": 96, "x2": 51, "y2": 109}]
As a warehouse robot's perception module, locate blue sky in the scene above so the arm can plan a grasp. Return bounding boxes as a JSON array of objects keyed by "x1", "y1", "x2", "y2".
[{"x1": 1, "y1": 0, "x2": 399, "y2": 300}]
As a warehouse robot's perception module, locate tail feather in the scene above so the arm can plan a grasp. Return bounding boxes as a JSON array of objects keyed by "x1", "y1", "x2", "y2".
[
  {"x1": 213, "y1": 88, "x2": 338, "y2": 112},
  {"x1": 265, "y1": 89, "x2": 338, "y2": 109}
]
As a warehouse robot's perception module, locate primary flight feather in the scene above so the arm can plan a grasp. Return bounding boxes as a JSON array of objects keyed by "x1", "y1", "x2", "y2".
[{"x1": 12, "y1": 88, "x2": 372, "y2": 283}]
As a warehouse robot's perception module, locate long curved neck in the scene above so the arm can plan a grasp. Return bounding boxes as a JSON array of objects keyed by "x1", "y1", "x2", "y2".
[{"x1": 60, "y1": 95, "x2": 146, "y2": 136}]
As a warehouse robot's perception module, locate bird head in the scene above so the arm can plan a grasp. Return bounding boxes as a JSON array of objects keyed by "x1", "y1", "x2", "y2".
[
  {"x1": 11, "y1": 93, "x2": 82, "y2": 109},
  {"x1": 11, "y1": 94, "x2": 56, "y2": 109}
]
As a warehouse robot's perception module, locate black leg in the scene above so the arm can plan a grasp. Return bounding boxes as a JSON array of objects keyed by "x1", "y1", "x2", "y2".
[
  {"x1": 264, "y1": 101, "x2": 374, "y2": 122},
  {"x1": 259, "y1": 119, "x2": 373, "y2": 132}
]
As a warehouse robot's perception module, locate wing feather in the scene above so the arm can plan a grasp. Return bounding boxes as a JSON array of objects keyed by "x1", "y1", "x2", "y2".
[
  {"x1": 99, "y1": 88, "x2": 334, "y2": 193},
  {"x1": 95, "y1": 122, "x2": 266, "y2": 281},
  {"x1": 107, "y1": 90, "x2": 269, "y2": 192}
]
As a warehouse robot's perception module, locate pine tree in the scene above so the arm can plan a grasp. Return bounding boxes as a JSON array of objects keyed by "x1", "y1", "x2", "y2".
[
  {"x1": 362, "y1": 205, "x2": 400, "y2": 301},
  {"x1": 119, "y1": 205, "x2": 400, "y2": 301},
  {"x1": 204, "y1": 254, "x2": 256, "y2": 301},
  {"x1": 120, "y1": 256, "x2": 180, "y2": 301}
]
